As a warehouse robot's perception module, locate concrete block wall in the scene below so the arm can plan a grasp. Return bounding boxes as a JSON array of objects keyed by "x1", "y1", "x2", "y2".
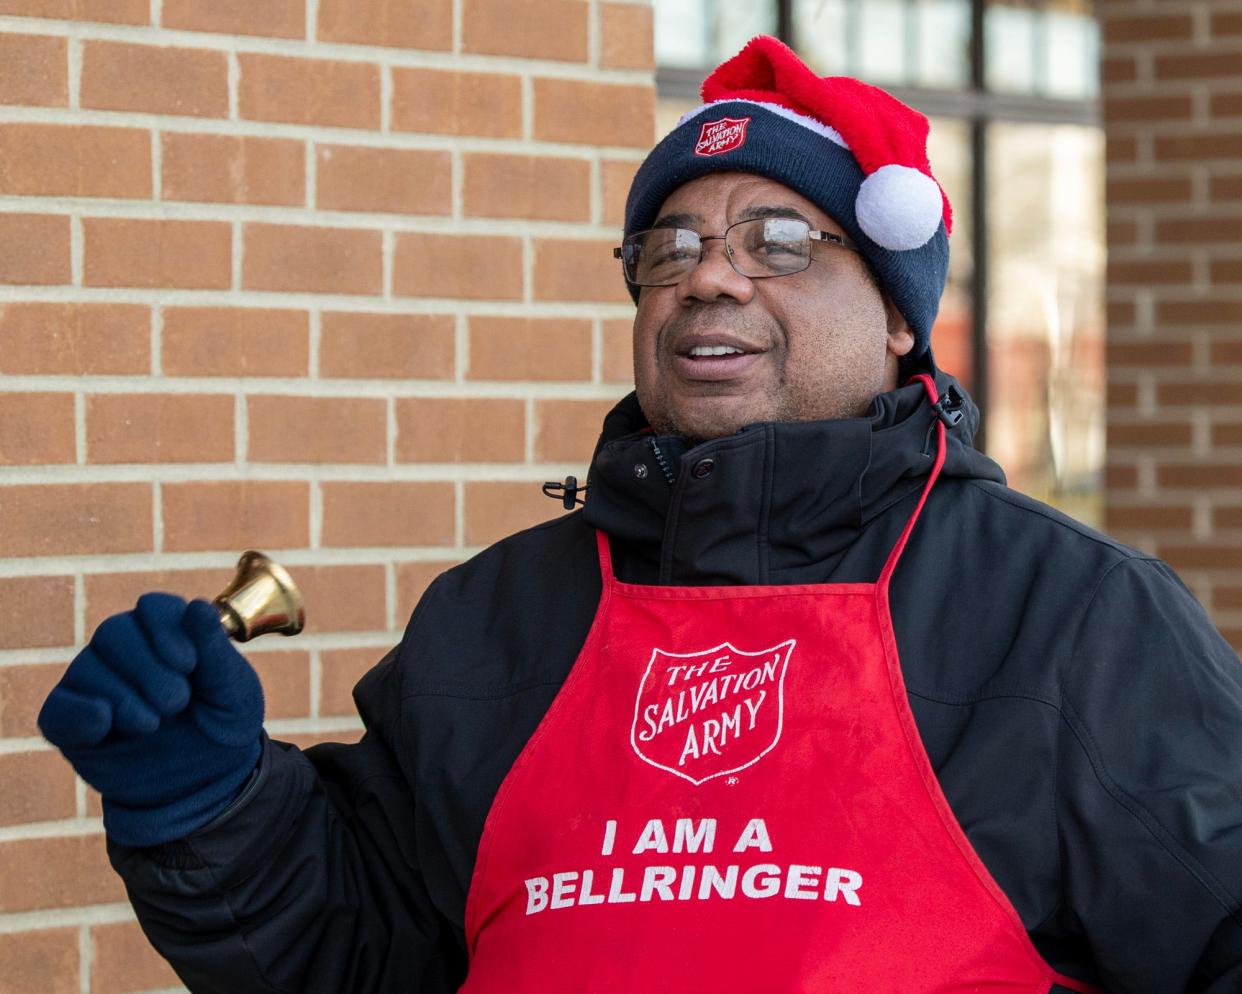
[
  {"x1": 1100, "y1": 0, "x2": 1242, "y2": 654},
  {"x1": 0, "y1": 1, "x2": 654, "y2": 989}
]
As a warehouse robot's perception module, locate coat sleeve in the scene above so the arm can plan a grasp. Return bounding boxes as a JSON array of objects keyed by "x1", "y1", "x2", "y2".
[
  {"x1": 1058, "y1": 557, "x2": 1242, "y2": 994},
  {"x1": 108, "y1": 645, "x2": 465, "y2": 994}
]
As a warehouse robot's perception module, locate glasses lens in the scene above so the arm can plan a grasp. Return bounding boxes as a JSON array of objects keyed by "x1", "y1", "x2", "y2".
[
  {"x1": 729, "y1": 218, "x2": 811, "y2": 277},
  {"x1": 625, "y1": 228, "x2": 701, "y2": 286}
]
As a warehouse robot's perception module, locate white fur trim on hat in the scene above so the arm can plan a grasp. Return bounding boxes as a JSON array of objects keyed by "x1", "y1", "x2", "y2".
[{"x1": 854, "y1": 164, "x2": 943, "y2": 251}]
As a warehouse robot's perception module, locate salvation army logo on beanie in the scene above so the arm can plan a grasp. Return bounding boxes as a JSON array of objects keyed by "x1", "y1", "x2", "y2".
[{"x1": 623, "y1": 35, "x2": 952, "y2": 359}]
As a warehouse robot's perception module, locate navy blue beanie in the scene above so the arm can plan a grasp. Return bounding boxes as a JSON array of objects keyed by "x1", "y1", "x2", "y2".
[{"x1": 623, "y1": 36, "x2": 951, "y2": 359}]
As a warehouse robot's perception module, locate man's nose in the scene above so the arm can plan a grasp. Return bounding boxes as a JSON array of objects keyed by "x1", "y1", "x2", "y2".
[{"x1": 675, "y1": 235, "x2": 755, "y2": 305}]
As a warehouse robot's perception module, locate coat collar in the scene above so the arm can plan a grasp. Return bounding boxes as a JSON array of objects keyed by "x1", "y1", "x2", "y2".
[{"x1": 582, "y1": 370, "x2": 1004, "y2": 585}]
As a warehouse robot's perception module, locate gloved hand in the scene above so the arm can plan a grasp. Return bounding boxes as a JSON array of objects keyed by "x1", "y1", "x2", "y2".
[{"x1": 38, "y1": 593, "x2": 264, "y2": 848}]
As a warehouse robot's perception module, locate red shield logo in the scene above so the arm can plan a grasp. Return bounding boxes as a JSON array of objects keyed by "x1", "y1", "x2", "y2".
[
  {"x1": 694, "y1": 116, "x2": 752, "y2": 157},
  {"x1": 630, "y1": 639, "x2": 794, "y2": 785}
]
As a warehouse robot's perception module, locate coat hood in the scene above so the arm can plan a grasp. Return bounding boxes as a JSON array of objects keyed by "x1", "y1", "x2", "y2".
[{"x1": 581, "y1": 367, "x2": 1004, "y2": 585}]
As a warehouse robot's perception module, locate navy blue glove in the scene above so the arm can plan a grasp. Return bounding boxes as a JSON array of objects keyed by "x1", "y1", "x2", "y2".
[{"x1": 38, "y1": 593, "x2": 263, "y2": 847}]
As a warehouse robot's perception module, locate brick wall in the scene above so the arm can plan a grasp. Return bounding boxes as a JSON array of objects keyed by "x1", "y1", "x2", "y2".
[
  {"x1": 0, "y1": 1, "x2": 653, "y2": 989},
  {"x1": 1101, "y1": 0, "x2": 1242, "y2": 654}
]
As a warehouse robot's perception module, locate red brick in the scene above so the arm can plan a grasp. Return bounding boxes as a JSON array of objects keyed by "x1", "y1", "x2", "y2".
[
  {"x1": 602, "y1": 3, "x2": 654, "y2": 69},
  {"x1": 464, "y1": 481, "x2": 561, "y2": 546},
  {"x1": 1157, "y1": 381, "x2": 1242, "y2": 406},
  {"x1": 468, "y1": 316, "x2": 592, "y2": 381},
  {"x1": 317, "y1": 145, "x2": 451, "y2": 215},
  {"x1": 289, "y1": 564, "x2": 388, "y2": 634},
  {"x1": 1214, "y1": 423, "x2": 1242, "y2": 447},
  {"x1": 535, "y1": 238, "x2": 630, "y2": 302},
  {"x1": 395, "y1": 398, "x2": 525, "y2": 462},
  {"x1": 246, "y1": 396, "x2": 387, "y2": 464},
  {"x1": 1156, "y1": 464, "x2": 1242, "y2": 489},
  {"x1": 91, "y1": 921, "x2": 180, "y2": 994},
  {"x1": 318, "y1": 0, "x2": 451, "y2": 50},
  {"x1": 1211, "y1": 93, "x2": 1242, "y2": 119},
  {"x1": 1104, "y1": 93, "x2": 1193, "y2": 124},
  {"x1": 1214, "y1": 12, "x2": 1242, "y2": 36},
  {"x1": 462, "y1": 153, "x2": 590, "y2": 221},
  {"x1": 393, "y1": 232, "x2": 523, "y2": 300},
  {"x1": 1156, "y1": 51, "x2": 1242, "y2": 81},
  {"x1": 1107, "y1": 300, "x2": 1136, "y2": 327},
  {"x1": 1106, "y1": 461, "x2": 1139, "y2": 490},
  {"x1": 1215, "y1": 506, "x2": 1242, "y2": 530},
  {"x1": 239, "y1": 54, "x2": 380, "y2": 129},
  {"x1": 244, "y1": 224, "x2": 382, "y2": 295},
  {"x1": 1155, "y1": 133, "x2": 1242, "y2": 162},
  {"x1": 320, "y1": 312, "x2": 455, "y2": 380},
  {"x1": 0, "y1": 751, "x2": 76, "y2": 826},
  {"x1": 0, "y1": 33, "x2": 66, "y2": 106},
  {"x1": 534, "y1": 78, "x2": 654, "y2": 147},
  {"x1": 161, "y1": 481, "x2": 309, "y2": 552},
  {"x1": 1101, "y1": 13, "x2": 1193, "y2": 43},
  {"x1": 321, "y1": 482, "x2": 455, "y2": 547},
  {"x1": 1106, "y1": 258, "x2": 1195, "y2": 286},
  {"x1": 1155, "y1": 299, "x2": 1242, "y2": 326},
  {"x1": 1155, "y1": 215, "x2": 1242, "y2": 245},
  {"x1": 395, "y1": 559, "x2": 457, "y2": 613},
  {"x1": 162, "y1": 307, "x2": 309, "y2": 377},
  {"x1": 246, "y1": 648, "x2": 309, "y2": 719},
  {"x1": 84, "y1": 567, "x2": 234, "y2": 630},
  {"x1": 0, "y1": 124, "x2": 150, "y2": 198},
  {"x1": 1106, "y1": 175, "x2": 1194, "y2": 206},
  {"x1": 0, "y1": 834, "x2": 125, "y2": 912},
  {"x1": 0, "y1": 392, "x2": 75, "y2": 465},
  {"x1": 0, "y1": 303, "x2": 148, "y2": 375},
  {"x1": 0, "y1": 664, "x2": 67, "y2": 737},
  {"x1": 1211, "y1": 341, "x2": 1242, "y2": 365},
  {"x1": 162, "y1": 133, "x2": 305, "y2": 206},
  {"x1": 1106, "y1": 135, "x2": 1137, "y2": 165},
  {"x1": 0, "y1": 484, "x2": 151, "y2": 556},
  {"x1": 0, "y1": 575, "x2": 74, "y2": 649},
  {"x1": 1101, "y1": 55, "x2": 1137, "y2": 84},
  {"x1": 1210, "y1": 259, "x2": 1242, "y2": 284},
  {"x1": 603, "y1": 317, "x2": 635, "y2": 383},
  {"x1": 1218, "y1": 586, "x2": 1242, "y2": 610},
  {"x1": 163, "y1": 0, "x2": 304, "y2": 38},
  {"x1": 1107, "y1": 381, "x2": 1138, "y2": 408},
  {"x1": 1107, "y1": 420, "x2": 1193, "y2": 448},
  {"x1": 84, "y1": 218, "x2": 232, "y2": 289},
  {"x1": 392, "y1": 68, "x2": 522, "y2": 138},
  {"x1": 1211, "y1": 175, "x2": 1242, "y2": 202},
  {"x1": 1104, "y1": 504, "x2": 1194, "y2": 532},
  {"x1": 601, "y1": 158, "x2": 641, "y2": 225},
  {"x1": 0, "y1": 213, "x2": 70, "y2": 284},
  {"x1": 0, "y1": 0, "x2": 145, "y2": 22},
  {"x1": 81, "y1": 41, "x2": 227, "y2": 117},
  {"x1": 463, "y1": 0, "x2": 587, "y2": 61},
  {"x1": 0, "y1": 927, "x2": 78, "y2": 994},
  {"x1": 1157, "y1": 543, "x2": 1242, "y2": 572},
  {"x1": 534, "y1": 399, "x2": 613, "y2": 462},
  {"x1": 87, "y1": 394, "x2": 234, "y2": 464},
  {"x1": 320, "y1": 647, "x2": 379, "y2": 716}
]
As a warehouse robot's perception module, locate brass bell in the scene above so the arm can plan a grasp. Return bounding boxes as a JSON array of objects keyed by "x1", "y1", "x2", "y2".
[{"x1": 212, "y1": 551, "x2": 305, "y2": 642}]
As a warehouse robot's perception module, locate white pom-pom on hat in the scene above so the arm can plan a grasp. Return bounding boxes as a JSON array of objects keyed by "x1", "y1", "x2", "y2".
[{"x1": 854, "y1": 164, "x2": 944, "y2": 252}]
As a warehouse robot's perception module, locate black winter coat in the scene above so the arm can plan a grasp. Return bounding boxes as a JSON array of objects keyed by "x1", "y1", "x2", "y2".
[{"x1": 111, "y1": 374, "x2": 1242, "y2": 994}]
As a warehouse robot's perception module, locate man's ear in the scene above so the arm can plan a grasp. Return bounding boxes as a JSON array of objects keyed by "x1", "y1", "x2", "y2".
[{"x1": 884, "y1": 297, "x2": 915, "y2": 358}]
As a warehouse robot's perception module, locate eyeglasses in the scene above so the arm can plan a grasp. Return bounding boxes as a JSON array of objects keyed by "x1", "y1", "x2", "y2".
[{"x1": 613, "y1": 217, "x2": 860, "y2": 288}]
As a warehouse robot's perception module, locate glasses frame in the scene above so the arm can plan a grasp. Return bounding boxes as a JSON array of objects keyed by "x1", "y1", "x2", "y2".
[{"x1": 613, "y1": 218, "x2": 861, "y2": 288}]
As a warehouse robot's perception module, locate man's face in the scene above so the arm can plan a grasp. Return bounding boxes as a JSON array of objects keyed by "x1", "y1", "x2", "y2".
[{"x1": 632, "y1": 172, "x2": 915, "y2": 442}]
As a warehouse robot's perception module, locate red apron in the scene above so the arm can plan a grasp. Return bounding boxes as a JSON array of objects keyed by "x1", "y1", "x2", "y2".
[{"x1": 461, "y1": 377, "x2": 1101, "y2": 994}]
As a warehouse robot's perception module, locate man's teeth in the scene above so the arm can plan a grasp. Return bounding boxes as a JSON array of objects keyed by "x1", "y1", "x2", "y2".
[{"x1": 689, "y1": 345, "x2": 745, "y2": 357}]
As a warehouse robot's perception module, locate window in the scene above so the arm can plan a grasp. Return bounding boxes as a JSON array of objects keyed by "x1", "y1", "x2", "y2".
[{"x1": 654, "y1": 0, "x2": 1104, "y2": 521}]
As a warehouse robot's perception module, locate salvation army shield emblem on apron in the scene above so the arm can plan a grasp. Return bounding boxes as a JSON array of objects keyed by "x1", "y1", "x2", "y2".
[{"x1": 630, "y1": 640, "x2": 794, "y2": 785}]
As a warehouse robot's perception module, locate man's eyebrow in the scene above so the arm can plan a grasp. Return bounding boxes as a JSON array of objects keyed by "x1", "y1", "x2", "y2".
[
  {"x1": 737, "y1": 205, "x2": 813, "y2": 223},
  {"x1": 650, "y1": 212, "x2": 703, "y2": 229}
]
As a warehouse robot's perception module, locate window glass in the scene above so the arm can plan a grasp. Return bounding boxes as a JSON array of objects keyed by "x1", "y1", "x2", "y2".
[
  {"x1": 984, "y1": 2, "x2": 1038, "y2": 94},
  {"x1": 655, "y1": 0, "x2": 778, "y2": 70},
  {"x1": 926, "y1": 117, "x2": 974, "y2": 388},
  {"x1": 794, "y1": 0, "x2": 849, "y2": 76},
  {"x1": 916, "y1": 0, "x2": 972, "y2": 89},
  {"x1": 986, "y1": 122, "x2": 1105, "y2": 523},
  {"x1": 1044, "y1": 7, "x2": 1099, "y2": 99},
  {"x1": 857, "y1": 0, "x2": 910, "y2": 85}
]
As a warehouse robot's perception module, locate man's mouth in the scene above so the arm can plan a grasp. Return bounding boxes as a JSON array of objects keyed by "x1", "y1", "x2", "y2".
[{"x1": 672, "y1": 338, "x2": 766, "y2": 381}]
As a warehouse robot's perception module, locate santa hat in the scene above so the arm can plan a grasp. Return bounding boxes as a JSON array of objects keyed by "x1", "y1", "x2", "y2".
[{"x1": 624, "y1": 36, "x2": 951, "y2": 358}]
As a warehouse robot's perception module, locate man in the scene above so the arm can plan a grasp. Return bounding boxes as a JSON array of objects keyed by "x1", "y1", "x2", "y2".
[{"x1": 38, "y1": 36, "x2": 1242, "y2": 993}]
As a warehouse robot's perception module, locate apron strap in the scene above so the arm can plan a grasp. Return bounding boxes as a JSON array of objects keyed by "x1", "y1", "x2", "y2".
[
  {"x1": 595, "y1": 528, "x2": 616, "y2": 584},
  {"x1": 878, "y1": 372, "x2": 950, "y2": 592}
]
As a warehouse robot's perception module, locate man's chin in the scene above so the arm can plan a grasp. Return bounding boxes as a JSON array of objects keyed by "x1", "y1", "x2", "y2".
[{"x1": 653, "y1": 399, "x2": 767, "y2": 443}]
